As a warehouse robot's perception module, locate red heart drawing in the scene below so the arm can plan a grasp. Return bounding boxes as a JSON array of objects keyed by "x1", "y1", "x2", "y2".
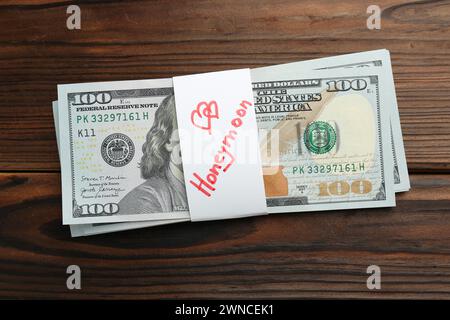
[{"x1": 190, "y1": 100, "x2": 219, "y2": 135}]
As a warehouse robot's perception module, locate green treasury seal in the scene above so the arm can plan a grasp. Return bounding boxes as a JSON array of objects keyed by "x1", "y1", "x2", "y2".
[{"x1": 304, "y1": 121, "x2": 336, "y2": 154}]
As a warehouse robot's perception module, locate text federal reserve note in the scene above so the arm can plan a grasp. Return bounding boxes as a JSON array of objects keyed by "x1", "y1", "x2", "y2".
[
  {"x1": 254, "y1": 68, "x2": 395, "y2": 213},
  {"x1": 57, "y1": 79, "x2": 190, "y2": 224}
]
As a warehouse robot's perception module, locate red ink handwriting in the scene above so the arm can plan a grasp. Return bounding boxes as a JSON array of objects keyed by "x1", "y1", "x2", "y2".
[
  {"x1": 189, "y1": 100, "x2": 253, "y2": 197},
  {"x1": 190, "y1": 100, "x2": 219, "y2": 135}
]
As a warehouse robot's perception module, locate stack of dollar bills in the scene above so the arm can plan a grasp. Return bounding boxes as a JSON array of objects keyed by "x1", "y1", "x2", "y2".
[{"x1": 53, "y1": 49, "x2": 409, "y2": 237}]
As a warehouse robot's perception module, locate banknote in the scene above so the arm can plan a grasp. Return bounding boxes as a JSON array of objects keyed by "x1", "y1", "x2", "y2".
[
  {"x1": 57, "y1": 79, "x2": 191, "y2": 225},
  {"x1": 252, "y1": 49, "x2": 409, "y2": 192},
  {"x1": 253, "y1": 67, "x2": 395, "y2": 213},
  {"x1": 51, "y1": 101, "x2": 190, "y2": 235},
  {"x1": 70, "y1": 219, "x2": 188, "y2": 237},
  {"x1": 251, "y1": 49, "x2": 410, "y2": 192}
]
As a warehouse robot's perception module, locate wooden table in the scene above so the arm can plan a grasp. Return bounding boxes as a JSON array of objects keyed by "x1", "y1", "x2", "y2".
[{"x1": 1, "y1": 0, "x2": 449, "y2": 299}]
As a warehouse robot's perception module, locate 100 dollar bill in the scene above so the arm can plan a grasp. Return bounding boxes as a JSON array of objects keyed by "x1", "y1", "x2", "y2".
[
  {"x1": 58, "y1": 79, "x2": 190, "y2": 225},
  {"x1": 52, "y1": 101, "x2": 190, "y2": 234},
  {"x1": 254, "y1": 67, "x2": 395, "y2": 213},
  {"x1": 252, "y1": 49, "x2": 409, "y2": 192}
]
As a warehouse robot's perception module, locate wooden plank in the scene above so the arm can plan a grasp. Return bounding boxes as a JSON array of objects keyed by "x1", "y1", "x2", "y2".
[
  {"x1": 1, "y1": 1, "x2": 449, "y2": 43},
  {"x1": 1, "y1": 172, "x2": 450, "y2": 299},
  {"x1": 0, "y1": 0, "x2": 450, "y2": 171}
]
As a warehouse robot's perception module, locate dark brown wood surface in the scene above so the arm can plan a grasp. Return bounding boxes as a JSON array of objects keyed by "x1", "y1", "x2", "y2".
[{"x1": 0, "y1": 0, "x2": 449, "y2": 299}]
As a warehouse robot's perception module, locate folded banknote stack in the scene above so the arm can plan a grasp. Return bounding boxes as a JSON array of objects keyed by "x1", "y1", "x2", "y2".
[{"x1": 53, "y1": 49, "x2": 410, "y2": 237}]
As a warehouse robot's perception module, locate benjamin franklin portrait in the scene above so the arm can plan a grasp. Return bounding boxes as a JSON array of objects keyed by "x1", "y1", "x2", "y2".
[{"x1": 118, "y1": 94, "x2": 188, "y2": 214}]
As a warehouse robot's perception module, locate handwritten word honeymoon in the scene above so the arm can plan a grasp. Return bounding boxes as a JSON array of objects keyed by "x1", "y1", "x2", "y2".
[{"x1": 190, "y1": 100, "x2": 253, "y2": 197}]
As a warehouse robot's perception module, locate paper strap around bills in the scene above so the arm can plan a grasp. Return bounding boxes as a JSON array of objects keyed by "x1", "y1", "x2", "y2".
[{"x1": 173, "y1": 69, "x2": 268, "y2": 221}]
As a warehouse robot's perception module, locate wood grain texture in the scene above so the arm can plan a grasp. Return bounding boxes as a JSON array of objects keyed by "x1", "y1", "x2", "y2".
[
  {"x1": 0, "y1": 0, "x2": 450, "y2": 299},
  {"x1": 0, "y1": 0, "x2": 450, "y2": 171},
  {"x1": 0, "y1": 172, "x2": 450, "y2": 299}
]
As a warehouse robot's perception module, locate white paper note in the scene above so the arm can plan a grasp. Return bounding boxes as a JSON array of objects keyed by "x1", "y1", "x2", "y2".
[{"x1": 173, "y1": 69, "x2": 267, "y2": 221}]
